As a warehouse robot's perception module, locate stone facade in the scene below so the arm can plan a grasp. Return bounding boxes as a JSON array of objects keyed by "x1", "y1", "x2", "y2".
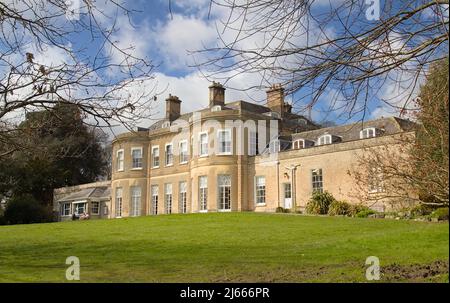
[{"x1": 54, "y1": 83, "x2": 415, "y2": 220}]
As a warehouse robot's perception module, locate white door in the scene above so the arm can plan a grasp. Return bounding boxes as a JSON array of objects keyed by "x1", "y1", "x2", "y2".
[{"x1": 284, "y1": 183, "x2": 292, "y2": 209}]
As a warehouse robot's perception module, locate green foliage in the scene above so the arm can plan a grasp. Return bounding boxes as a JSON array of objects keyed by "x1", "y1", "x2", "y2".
[
  {"x1": 348, "y1": 204, "x2": 370, "y2": 217},
  {"x1": 3, "y1": 194, "x2": 53, "y2": 225},
  {"x1": 306, "y1": 191, "x2": 335, "y2": 215},
  {"x1": 413, "y1": 58, "x2": 449, "y2": 205},
  {"x1": 328, "y1": 200, "x2": 352, "y2": 216},
  {"x1": 409, "y1": 204, "x2": 435, "y2": 218},
  {"x1": 356, "y1": 209, "x2": 377, "y2": 218},
  {"x1": 275, "y1": 207, "x2": 284, "y2": 213},
  {"x1": 0, "y1": 104, "x2": 108, "y2": 209},
  {"x1": 430, "y1": 208, "x2": 449, "y2": 221},
  {"x1": 0, "y1": 214, "x2": 6, "y2": 225}
]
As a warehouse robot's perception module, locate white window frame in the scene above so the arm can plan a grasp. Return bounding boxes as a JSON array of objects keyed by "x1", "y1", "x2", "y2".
[
  {"x1": 199, "y1": 132, "x2": 209, "y2": 157},
  {"x1": 165, "y1": 143, "x2": 174, "y2": 166},
  {"x1": 179, "y1": 140, "x2": 189, "y2": 164},
  {"x1": 115, "y1": 187, "x2": 123, "y2": 218},
  {"x1": 73, "y1": 201, "x2": 87, "y2": 215},
  {"x1": 217, "y1": 175, "x2": 232, "y2": 212},
  {"x1": 255, "y1": 176, "x2": 266, "y2": 206},
  {"x1": 292, "y1": 139, "x2": 305, "y2": 150},
  {"x1": 116, "y1": 149, "x2": 124, "y2": 172},
  {"x1": 61, "y1": 202, "x2": 71, "y2": 217},
  {"x1": 199, "y1": 176, "x2": 208, "y2": 213},
  {"x1": 360, "y1": 127, "x2": 377, "y2": 139},
  {"x1": 217, "y1": 129, "x2": 232, "y2": 155},
  {"x1": 131, "y1": 147, "x2": 143, "y2": 170},
  {"x1": 165, "y1": 183, "x2": 173, "y2": 214},
  {"x1": 151, "y1": 146, "x2": 160, "y2": 168},
  {"x1": 317, "y1": 134, "x2": 332, "y2": 146},
  {"x1": 311, "y1": 169, "x2": 324, "y2": 193},
  {"x1": 130, "y1": 186, "x2": 142, "y2": 217},
  {"x1": 151, "y1": 185, "x2": 159, "y2": 215},
  {"x1": 179, "y1": 181, "x2": 187, "y2": 214},
  {"x1": 284, "y1": 183, "x2": 292, "y2": 199},
  {"x1": 91, "y1": 202, "x2": 100, "y2": 215}
]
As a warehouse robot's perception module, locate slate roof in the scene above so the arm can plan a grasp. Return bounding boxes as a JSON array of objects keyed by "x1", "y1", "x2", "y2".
[
  {"x1": 291, "y1": 117, "x2": 415, "y2": 143},
  {"x1": 57, "y1": 186, "x2": 110, "y2": 202},
  {"x1": 148, "y1": 100, "x2": 315, "y2": 132}
]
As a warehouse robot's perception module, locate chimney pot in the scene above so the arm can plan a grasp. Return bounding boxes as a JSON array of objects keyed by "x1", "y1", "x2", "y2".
[
  {"x1": 266, "y1": 84, "x2": 285, "y2": 117},
  {"x1": 209, "y1": 82, "x2": 225, "y2": 107},
  {"x1": 165, "y1": 94, "x2": 181, "y2": 121}
]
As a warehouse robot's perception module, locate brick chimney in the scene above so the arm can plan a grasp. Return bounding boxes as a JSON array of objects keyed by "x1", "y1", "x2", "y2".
[
  {"x1": 165, "y1": 94, "x2": 181, "y2": 121},
  {"x1": 209, "y1": 81, "x2": 225, "y2": 107},
  {"x1": 266, "y1": 84, "x2": 285, "y2": 116}
]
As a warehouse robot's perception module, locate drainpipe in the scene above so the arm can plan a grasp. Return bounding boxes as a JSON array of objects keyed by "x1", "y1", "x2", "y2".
[{"x1": 276, "y1": 161, "x2": 280, "y2": 208}]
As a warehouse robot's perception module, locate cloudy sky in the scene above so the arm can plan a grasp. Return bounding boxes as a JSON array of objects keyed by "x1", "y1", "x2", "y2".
[
  {"x1": 99, "y1": 0, "x2": 446, "y2": 129},
  {"x1": 3, "y1": 0, "x2": 447, "y2": 135}
]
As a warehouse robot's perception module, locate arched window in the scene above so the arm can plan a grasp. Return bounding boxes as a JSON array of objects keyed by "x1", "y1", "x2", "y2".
[
  {"x1": 317, "y1": 134, "x2": 332, "y2": 145},
  {"x1": 360, "y1": 127, "x2": 376, "y2": 139}
]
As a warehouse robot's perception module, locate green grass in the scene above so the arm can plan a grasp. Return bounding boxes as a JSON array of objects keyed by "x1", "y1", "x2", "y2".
[{"x1": 0, "y1": 213, "x2": 448, "y2": 282}]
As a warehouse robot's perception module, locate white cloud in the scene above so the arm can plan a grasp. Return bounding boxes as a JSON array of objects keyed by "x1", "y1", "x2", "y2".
[
  {"x1": 150, "y1": 14, "x2": 218, "y2": 70},
  {"x1": 107, "y1": 16, "x2": 153, "y2": 66}
]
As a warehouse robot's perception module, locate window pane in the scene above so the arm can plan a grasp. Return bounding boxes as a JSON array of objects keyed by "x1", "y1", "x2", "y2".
[
  {"x1": 132, "y1": 148, "x2": 142, "y2": 168},
  {"x1": 255, "y1": 176, "x2": 266, "y2": 204},
  {"x1": 199, "y1": 176, "x2": 208, "y2": 211},
  {"x1": 152, "y1": 147, "x2": 160, "y2": 167},
  {"x1": 91, "y1": 202, "x2": 100, "y2": 215},
  {"x1": 165, "y1": 145, "x2": 173, "y2": 165},
  {"x1": 284, "y1": 183, "x2": 292, "y2": 198},
  {"x1": 180, "y1": 141, "x2": 188, "y2": 163},
  {"x1": 311, "y1": 169, "x2": 323, "y2": 193},
  {"x1": 218, "y1": 175, "x2": 231, "y2": 210},
  {"x1": 151, "y1": 185, "x2": 158, "y2": 215},
  {"x1": 116, "y1": 187, "x2": 123, "y2": 217},
  {"x1": 165, "y1": 184, "x2": 172, "y2": 214},
  {"x1": 117, "y1": 150, "x2": 124, "y2": 171},
  {"x1": 130, "y1": 186, "x2": 141, "y2": 216},
  {"x1": 200, "y1": 133, "x2": 208, "y2": 156},
  {"x1": 179, "y1": 181, "x2": 187, "y2": 214}
]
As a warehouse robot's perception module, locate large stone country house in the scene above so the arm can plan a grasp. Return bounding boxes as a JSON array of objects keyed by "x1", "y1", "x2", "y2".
[{"x1": 54, "y1": 83, "x2": 415, "y2": 221}]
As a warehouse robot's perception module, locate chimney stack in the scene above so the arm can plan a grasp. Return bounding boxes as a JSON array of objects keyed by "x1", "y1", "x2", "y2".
[
  {"x1": 266, "y1": 84, "x2": 285, "y2": 117},
  {"x1": 209, "y1": 82, "x2": 225, "y2": 107},
  {"x1": 165, "y1": 94, "x2": 181, "y2": 121}
]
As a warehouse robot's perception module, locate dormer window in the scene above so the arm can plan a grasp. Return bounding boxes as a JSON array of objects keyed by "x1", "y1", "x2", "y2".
[
  {"x1": 263, "y1": 111, "x2": 281, "y2": 119},
  {"x1": 317, "y1": 134, "x2": 332, "y2": 145},
  {"x1": 292, "y1": 139, "x2": 305, "y2": 150},
  {"x1": 162, "y1": 121, "x2": 171, "y2": 128},
  {"x1": 360, "y1": 127, "x2": 376, "y2": 139},
  {"x1": 211, "y1": 105, "x2": 222, "y2": 112},
  {"x1": 297, "y1": 118, "x2": 307, "y2": 125}
]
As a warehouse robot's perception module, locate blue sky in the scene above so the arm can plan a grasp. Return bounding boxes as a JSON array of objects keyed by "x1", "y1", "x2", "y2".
[
  {"x1": 3, "y1": 0, "x2": 448, "y2": 131},
  {"x1": 94, "y1": 0, "x2": 446, "y2": 127}
]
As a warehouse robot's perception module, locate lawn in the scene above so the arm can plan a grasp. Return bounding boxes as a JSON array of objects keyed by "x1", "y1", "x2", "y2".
[{"x1": 0, "y1": 212, "x2": 448, "y2": 282}]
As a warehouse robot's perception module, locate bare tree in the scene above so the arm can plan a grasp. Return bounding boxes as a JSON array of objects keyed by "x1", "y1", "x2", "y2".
[
  {"x1": 349, "y1": 59, "x2": 449, "y2": 208},
  {"x1": 0, "y1": 0, "x2": 158, "y2": 157},
  {"x1": 193, "y1": 0, "x2": 449, "y2": 120}
]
